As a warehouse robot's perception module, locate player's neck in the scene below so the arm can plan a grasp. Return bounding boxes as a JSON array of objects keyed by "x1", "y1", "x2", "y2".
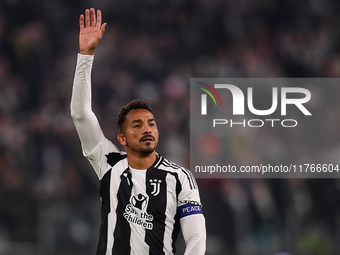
[{"x1": 127, "y1": 150, "x2": 158, "y2": 170}]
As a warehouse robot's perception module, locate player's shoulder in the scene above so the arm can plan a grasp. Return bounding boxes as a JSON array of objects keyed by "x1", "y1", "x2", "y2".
[
  {"x1": 84, "y1": 137, "x2": 128, "y2": 180},
  {"x1": 157, "y1": 156, "x2": 195, "y2": 179},
  {"x1": 86, "y1": 137, "x2": 127, "y2": 165},
  {"x1": 157, "y1": 155, "x2": 186, "y2": 172},
  {"x1": 102, "y1": 138, "x2": 128, "y2": 166},
  {"x1": 158, "y1": 156, "x2": 199, "y2": 192}
]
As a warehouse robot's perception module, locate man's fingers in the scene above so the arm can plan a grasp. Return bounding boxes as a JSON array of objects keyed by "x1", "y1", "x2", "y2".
[
  {"x1": 79, "y1": 14, "x2": 85, "y2": 30},
  {"x1": 100, "y1": 23, "x2": 107, "y2": 38},
  {"x1": 90, "y1": 8, "x2": 96, "y2": 26},
  {"x1": 82, "y1": 8, "x2": 104, "y2": 31},
  {"x1": 85, "y1": 9, "x2": 90, "y2": 28},
  {"x1": 96, "y1": 10, "x2": 102, "y2": 28}
]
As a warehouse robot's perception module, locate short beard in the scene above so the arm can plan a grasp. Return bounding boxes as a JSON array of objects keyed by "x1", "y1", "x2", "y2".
[
  {"x1": 138, "y1": 146, "x2": 156, "y2": 156},
  {"x1": 126, "y1": 141, "x2": 158, "y2": 156}
]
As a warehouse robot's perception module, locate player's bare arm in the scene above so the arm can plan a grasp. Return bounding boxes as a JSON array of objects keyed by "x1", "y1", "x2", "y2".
[{"x1": 79, "y1": 8, "x2": 107, "y2": 55}]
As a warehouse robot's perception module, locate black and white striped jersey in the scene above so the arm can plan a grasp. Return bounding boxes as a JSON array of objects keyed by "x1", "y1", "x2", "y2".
[{"x1": 86, "y1": 136, "x2": 203, "y2": 255}]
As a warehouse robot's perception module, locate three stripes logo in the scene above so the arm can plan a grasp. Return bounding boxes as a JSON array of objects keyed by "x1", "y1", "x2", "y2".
[{"x1": 196, "y1": 82, "x2": 222, "y2": 115}]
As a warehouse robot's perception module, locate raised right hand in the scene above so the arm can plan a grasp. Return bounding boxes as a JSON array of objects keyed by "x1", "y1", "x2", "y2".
[{"x1": 79, "y1": 8, "x2": 107, "y2": 55}]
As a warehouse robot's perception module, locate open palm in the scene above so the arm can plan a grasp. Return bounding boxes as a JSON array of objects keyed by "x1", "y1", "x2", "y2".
[{"x1": 79, "y1": 8, "x2": 107, "y2": 55}]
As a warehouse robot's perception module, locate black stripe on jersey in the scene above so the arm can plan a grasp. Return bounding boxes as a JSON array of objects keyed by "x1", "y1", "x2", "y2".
[
  {"x1": 171, "y1": 212, "x2": 180, "y2": 254},
  {"x1": 145, "y1": 167, "x2": 167, "y2": 255},
  {"x1": 165, "y1": 172, "x2": 181, "y2": 203},
  {"x1": 154, "y1": 155, "x2": 163, "y2": 168},
  {"x1": 112, "y1": 168, "x2": 132, "y2": 255},
  {"x1": 105, "y1": 152, "x2": 127, "y2": 167},
  {"x1": 97, "y1": 169, "x2": 112, "y2": 255}
]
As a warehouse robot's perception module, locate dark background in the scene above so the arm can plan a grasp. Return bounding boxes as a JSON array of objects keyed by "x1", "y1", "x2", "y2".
[{"x1": 1, "y1": 0, "x2": 340, "y2": 254}]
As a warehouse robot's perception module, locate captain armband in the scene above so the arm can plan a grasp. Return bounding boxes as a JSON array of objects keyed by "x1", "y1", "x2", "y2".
[{"x1": 177, "y1": 200, "x2": 203, "y2": 219}]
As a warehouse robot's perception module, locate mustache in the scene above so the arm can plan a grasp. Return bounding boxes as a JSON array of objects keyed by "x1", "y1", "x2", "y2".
[{"x1": 140, "y1": 135, "x2": 155, "y2": 142}]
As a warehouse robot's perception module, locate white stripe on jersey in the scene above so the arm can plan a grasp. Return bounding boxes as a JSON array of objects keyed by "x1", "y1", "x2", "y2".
[
  {"x1": 106, "y1": 212, "x2": 115, "y2": 255},
  {"x1": 130, "y1": 168, "x2": 149, "y2": 255},
  {"x1": 163, "y1": 173, "x2": 177, "y2": 255}
]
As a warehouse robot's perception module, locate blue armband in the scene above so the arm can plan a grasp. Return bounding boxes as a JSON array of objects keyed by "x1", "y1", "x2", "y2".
[{"x1": 178, "y1": 204, "x2": 203, "y2": 219}]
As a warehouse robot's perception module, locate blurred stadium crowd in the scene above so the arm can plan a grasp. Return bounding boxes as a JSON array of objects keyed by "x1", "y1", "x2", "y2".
[{"x1": 1, "y1": 0, "x2": 340, "y2": 254}]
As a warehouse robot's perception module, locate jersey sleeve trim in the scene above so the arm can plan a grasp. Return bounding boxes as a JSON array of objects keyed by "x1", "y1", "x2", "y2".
[{"x1": 160, "y1": 158, "x2": 197, "y2": 190}]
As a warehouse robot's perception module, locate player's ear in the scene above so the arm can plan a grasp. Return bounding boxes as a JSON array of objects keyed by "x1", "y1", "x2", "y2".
[{"x1": 117, "y1": 133, "x2": 126, "y2": 146}]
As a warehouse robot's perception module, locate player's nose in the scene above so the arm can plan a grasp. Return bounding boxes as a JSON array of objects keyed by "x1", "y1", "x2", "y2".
[{"x1": 142, "y1": 124, "x2": 152, "y2": 133}]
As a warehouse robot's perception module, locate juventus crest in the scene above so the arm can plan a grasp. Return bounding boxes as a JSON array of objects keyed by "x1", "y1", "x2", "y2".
[{"x1": 149, "y1": 179, "x2": 162, "y2": 196}]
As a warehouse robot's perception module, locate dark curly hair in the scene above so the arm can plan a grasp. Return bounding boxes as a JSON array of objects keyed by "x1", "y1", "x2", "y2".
[{"x1": 117, "y1": 99, "x2": 154, "y2": 133}]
